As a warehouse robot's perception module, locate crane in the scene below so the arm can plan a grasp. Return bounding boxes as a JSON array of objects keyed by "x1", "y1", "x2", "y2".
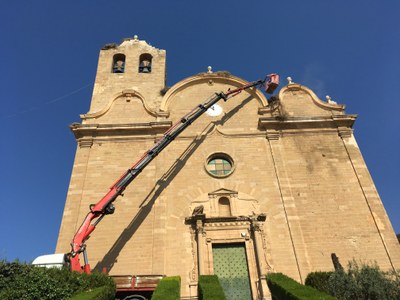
[{"x1": 68, "y1": 73, "x2": 280, "y2": 273}]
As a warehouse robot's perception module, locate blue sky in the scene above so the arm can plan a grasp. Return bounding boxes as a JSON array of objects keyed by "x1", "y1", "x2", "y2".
[{"x1": 0, "y1": 1, "x2": 399, "y2": 262}]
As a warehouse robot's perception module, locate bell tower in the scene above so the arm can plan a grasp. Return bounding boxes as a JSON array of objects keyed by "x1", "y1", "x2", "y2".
[
  {"x1": 55, "y1": 37, "x2": 170, "y2": 263},
  {"x1": 86, "y1": 35, "x2": 167, "y2": 120}
]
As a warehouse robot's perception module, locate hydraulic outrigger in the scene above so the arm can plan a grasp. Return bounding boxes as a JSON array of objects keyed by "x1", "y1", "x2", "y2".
[{"x1": 69, "y1": 73, "x2": 279, "y2": 273}]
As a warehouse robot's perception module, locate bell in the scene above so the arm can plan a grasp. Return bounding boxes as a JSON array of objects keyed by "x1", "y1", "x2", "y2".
[
  {"x1": 139, "y1": 60, "x2": 151, "y2": 73},
  {"x1": 113, "y1": 60, "x2": 125, "y2": 73}
]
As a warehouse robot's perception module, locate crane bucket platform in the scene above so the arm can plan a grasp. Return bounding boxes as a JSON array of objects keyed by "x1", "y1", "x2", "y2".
[{"x1": 265, "y1": 73, "x2": 279, "y2": 94}]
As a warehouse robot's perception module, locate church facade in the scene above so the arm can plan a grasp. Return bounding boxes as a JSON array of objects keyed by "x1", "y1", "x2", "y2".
[{"x1": 56, "y1": 37, "x2": 400, "y2": 299}]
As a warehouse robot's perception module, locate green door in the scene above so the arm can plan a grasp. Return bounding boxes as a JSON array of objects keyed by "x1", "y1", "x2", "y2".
[{"x1": 212, "y1": 243, "x2": 252, "y2": 300}]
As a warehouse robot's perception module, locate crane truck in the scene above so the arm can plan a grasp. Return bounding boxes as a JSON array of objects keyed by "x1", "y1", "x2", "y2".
[{"x1": 33, "y1": 73, "x2": 279, "y2": 299}]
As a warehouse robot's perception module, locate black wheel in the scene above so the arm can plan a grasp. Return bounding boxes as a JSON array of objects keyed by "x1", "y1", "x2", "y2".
[{"x1": 123, "y1": 295, "x2": 147, "y2": 300}]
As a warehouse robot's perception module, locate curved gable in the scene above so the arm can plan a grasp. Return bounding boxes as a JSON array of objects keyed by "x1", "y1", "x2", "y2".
[
  {"x1": 278, "y1": 83, "x2": 345, "y2": 117},
  {"x1": 81, "y1": 89, "x2": 159, "y2": 124},
  {"x1": 160, "y1": 72, "x2": 269, "y2": 135},
  {"x1": 161, "y1": 72, "x2": 268, "y2": 111}
]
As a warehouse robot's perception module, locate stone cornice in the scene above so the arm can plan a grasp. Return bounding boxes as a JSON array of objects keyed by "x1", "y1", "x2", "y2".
[
  {"x1": 258, "y1": 114, "x2": 357, "y2": 131},
  {"x1": 70, "y1": 121, "x2": 172, "y2": 142},
  {"x1": 185, "y1": 214, "x2": 267, "y2": 225},
  {"x1": 185, "y1": 215, "x2": 252, "y2": 226}
]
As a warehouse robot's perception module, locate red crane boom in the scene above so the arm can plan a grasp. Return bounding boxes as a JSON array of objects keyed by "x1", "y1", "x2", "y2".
[{"x1": 69, "y1": 74, "x2": 279, "y2": 273}]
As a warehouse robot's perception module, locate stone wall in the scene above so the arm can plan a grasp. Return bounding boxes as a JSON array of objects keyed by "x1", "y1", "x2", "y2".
[{"x1": 56, "y1": 39, "x2": 400, "y2": 299}]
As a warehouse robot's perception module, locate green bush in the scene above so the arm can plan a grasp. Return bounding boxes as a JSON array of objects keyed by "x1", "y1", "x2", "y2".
[
  {"x1": 305, "y1": 271, "x2": 334, "y2": 295},
  {"x1": 68, "y1": 285, "x2": 115, "y2": 300},
  {"x1": 151, "y1": 276, "x2": 180, "y2": 300},
  {"x1": 266, "y1": 273, "x2": 336, "y2": 300},
  {"x1": 198, "y1": 275, "x2": 226, "y2": 300},
  {"x1": 0, "y1": 260, "x2": 115, "y2": 300},
  {"x1": 325, "y1": 261, "x2": 400, "y2": 300}
]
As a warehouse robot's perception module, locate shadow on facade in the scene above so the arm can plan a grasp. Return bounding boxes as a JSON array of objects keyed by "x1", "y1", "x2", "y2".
[{"x1": 94, "y1": 95, "x2": 254, "y2": 272}]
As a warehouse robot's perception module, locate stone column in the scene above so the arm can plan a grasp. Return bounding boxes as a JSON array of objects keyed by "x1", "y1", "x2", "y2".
[
  {"x1": 251, "y1": 220, "x2": 271, "y2": 300},
  {"x1": 196, "y1": 219, "x2": 205, "y2": 275}
]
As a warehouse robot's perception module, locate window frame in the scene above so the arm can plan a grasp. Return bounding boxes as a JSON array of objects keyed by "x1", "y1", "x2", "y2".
[{"x1": 205, "y1": 153, "x2": 235, "y2": 178}]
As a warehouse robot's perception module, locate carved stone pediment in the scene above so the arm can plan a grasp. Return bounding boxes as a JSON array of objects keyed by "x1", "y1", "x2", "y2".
[{"x1": 208, "y1": 188, "x2": 238, "y2": 197}]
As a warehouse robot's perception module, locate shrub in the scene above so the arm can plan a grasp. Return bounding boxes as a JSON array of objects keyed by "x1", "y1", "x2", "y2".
[
  {"x1": 198, "y1": 275, "x2": 226, "y2": 300},
  {"x1": 151, "y1": 276, "x2": 180, "y2": 300},
  {"x1": 68, "y1": 285, "x2": 115, "y2": 300},
  {"x1": 306, "y1": 261, "x2": 400, "y2": 300},
  {"x1": 327, "y1": 261, "x2": 400, "y2": 300},
  {"x1": 305, "y1": 271, "x2": 334, "y2": 295},
  {"x1": 0, "y1": 260, "x2": 115, "y2": 300},
  {"x1": 266, "y1": 273, "x2": 336, "y2": 300}
]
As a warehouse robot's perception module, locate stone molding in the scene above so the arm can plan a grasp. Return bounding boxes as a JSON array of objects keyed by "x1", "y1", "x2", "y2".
[
  {"x1": 266, "y1": 130, "x2": 280, "y2": 141},
  {"x1": 259, "y1": 114, "x2": 357, "y2": 130},
  {"x1": 338, "y1": 126, "x2": 353, "y2": 139},
  {"x1": 258, "y1": 115, "x2": 357, "y2": 141},
  {"x1": 259, "y1": 114, "x2": 357, "y2": 140},
  {"x1": 78, "y1": 139, "x2": 94, "y2": 148},
  {"x1": 70, "y1": 121, "x2": 172, "y2": 146}
]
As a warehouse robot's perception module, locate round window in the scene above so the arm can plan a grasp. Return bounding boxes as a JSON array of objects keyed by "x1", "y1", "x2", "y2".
[{"x1": 205, "y1": 153, "x2": 234, "y2": 178}]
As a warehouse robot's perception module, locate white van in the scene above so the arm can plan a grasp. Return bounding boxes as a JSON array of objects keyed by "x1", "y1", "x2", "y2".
[{"x1": 32, "y1": 253, "x2": 69, "y2": 269}]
